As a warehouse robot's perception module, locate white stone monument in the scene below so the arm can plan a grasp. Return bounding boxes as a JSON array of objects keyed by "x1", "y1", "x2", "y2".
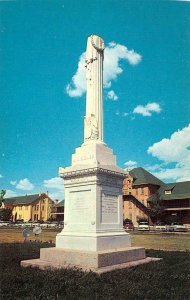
[
  {"x1": 21, "y1": 35, "x2": 159, "y2": 272},
  {"x1": 56, "y1": 34, "x2": 131, "y2": 252}
]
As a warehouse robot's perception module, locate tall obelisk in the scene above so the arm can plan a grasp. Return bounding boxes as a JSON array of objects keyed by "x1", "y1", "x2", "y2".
[
  {"x1": 56, "y1": 35, "x2": 131, "y2": 251},
  {"x1": 21, "y1": 35, "x2": 150, "y2": 272},
  {"x1": 71, "y1": 35, "x2": 117, "y2": 167},
  {"x1": 84, "y1": 35, "x2": 104, "y2": 143}
]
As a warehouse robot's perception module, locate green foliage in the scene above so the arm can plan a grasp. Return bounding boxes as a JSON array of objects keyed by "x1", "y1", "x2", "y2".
[
  {"x1": 165, "y1": 214, "x2": 180, "y2": 225},
  {"x1": 0, "y1": 208, "x2": 12, "y2": 221},
  {"x1": 0, "y1": 243, "x2": 189, "y2": 300},
  {"x1": 148, "y1": 192, "x2": 165, "y2": 223},
  {"x1": 0, "y1": 190, "x2": 6, "y2": 208}
]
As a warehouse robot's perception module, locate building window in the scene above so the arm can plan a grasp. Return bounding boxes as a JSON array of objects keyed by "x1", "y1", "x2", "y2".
[
  {"x1": 19, "y1": 206, "x2": 22, "y2": 211},
  {"x1": 128, "y1": 180, "x2": 132, "y2": 188},
  {"x1": 25, "y1": 206, "x2": 28, "y2": 210},
  {"x1": 42, "y1": 205, "x2": 44, "y2": 211},
  {"x1": 141, "y1": 187, "x2": 144, "y2": 195},
  {"x1": 34, "y1": 214, "x2": 38, "y2": 221},
  {"x1": 36, "y1": 205, "x2": 39, "y2": 210},
  {"x1": 165, "y1": 190, "x2": 172, "y2": 195},
  {"x1": 136, "y1": 189, "x2": 138, "y2": 196}
]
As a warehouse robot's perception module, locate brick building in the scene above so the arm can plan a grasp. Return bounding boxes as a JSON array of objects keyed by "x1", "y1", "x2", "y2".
[
  {"x1": 50, "y1": 199, "x2": 64, "y2": 221},
  {"x1": 156, "y1": 181, "x2": 190, "y2": 224},
  {"x1": 123, "y1": 167, "x2": 190, "y2": 225}
]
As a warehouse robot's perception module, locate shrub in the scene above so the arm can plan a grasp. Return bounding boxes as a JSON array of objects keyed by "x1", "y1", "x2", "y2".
[{"x1": 0, "y1": 208, "x2": 12, "y2": 221}]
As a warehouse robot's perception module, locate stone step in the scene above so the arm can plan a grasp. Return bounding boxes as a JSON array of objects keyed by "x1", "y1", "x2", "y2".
[
  {"x1": 21, "y1": 256, "x2": 162, "y2": 273},
  {"x1": 38, "y1": 246, "x2": 146, "y2": 269}
]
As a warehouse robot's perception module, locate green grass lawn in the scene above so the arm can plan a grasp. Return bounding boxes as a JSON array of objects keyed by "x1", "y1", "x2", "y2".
[
  {"x1": 1, "y1": 228, "x2": 190, "y2": 251},
  {"x1": 130, "y1": 232, "x2": 190, "y2": 251},
  {"x1": 0, "y1": 243, "x2": 189, "y2": 300}
]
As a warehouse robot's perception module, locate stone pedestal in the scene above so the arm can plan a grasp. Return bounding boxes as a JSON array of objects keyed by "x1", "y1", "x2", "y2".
[
  {"x1": 57, "y1": 147, "x2": 130, "y2": 252},
  {"x1": 20, "y1": 143, "x2": 160, "y2": 273}
]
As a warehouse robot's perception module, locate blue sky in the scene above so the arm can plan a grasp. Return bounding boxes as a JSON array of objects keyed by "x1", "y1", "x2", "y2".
[{"x1": 1, "y1": 0, "x2": 190, "y2": 200}]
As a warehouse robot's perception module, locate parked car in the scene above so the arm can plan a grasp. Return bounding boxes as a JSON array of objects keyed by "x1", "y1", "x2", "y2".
[
  {"x1": 124, "y1": 222, "x2": 134, "y2": 230},
  {"x1": 169, "y1": 222, "x2": 187, "y2": 232},
  {"x1": 0, "y1": 221, "x2": 10, "y2": 227},
  {"x1": 154, "y1": 223, "x2": 167, "y2": 232},
  {"x1": 23, "y1": 221, "x2": 34, "y2": 228},
  {"x1": 32, "y1": 222, "x2": 41, "y2": 228},
  {"x1": 40, "y1": 222, "x2": 51, "y2": 228},
  {"x1": 149, "y1": 225, "x2": 155, "y2": 231},
  {"x1": 184, "y1": 224, "x2": 190, "y2": 232},
  {"x1": 48, "y1": 221, "x2": 59, "y2": 228},
  {"x1": 58, "y1": 221, "x2": 64, "y2": 229},
  {"x1": 14, "y1": 220, "x2": 25, "y2": 227},
  {"x1": 138, "y1": 221, "x2": 150, "y2": 231}
]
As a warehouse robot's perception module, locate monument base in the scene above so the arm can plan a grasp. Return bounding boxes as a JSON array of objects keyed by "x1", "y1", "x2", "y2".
[
  {"x1": 56, "y1": 231, "x2": 131, "y2": 251},
  {"x1": 21, "y1": 247, "x2": 161, "y2": 273}
]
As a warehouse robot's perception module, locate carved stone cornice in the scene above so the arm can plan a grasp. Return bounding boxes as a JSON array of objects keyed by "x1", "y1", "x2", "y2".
[{"x1": 59, "y1": 167, "x2": 126, "y2": 180}]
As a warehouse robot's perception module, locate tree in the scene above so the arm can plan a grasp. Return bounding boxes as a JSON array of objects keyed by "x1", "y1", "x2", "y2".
[
  {"x1": 0, "y1": 208, "x2": 12, "y2": 221},
  {"x1": 165, "y1": 214, "x2": 180, "y2": 225},
  {"x1": 148, "y1": 192, "x2": 165, "y2": 223},
  {"x1": 0, "y1": 190, "x2": 6, "y2": 207},
  {"x1": 0, "y1": 190, "x2": 12, "y2": 221}
]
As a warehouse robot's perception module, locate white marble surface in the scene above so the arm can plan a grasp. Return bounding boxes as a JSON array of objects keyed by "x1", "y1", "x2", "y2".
[
  {"x1": 57, "y1": 35, "x2": 130, "y2": 252},
  {"x1": 85, "y1": 35, "x2": 104, "y2": 142}
]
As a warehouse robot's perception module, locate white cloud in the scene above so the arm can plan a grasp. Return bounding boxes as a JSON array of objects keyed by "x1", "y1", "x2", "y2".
[
  {"x1": 133, "y1": 102, "x2": 161, "y2": 117},
  {"x1": 43, "y1": 177, "x2": 64, "y2": 200},
  {"x1": 103, "y1": 42, "x2": 141, "y2": 88},
  {"x1": 147, "y1": 124, "x2": 190, "y2": 182},
  {"x1": 145, "y1": 164, "x2": 165, "y2": 172},
  {"x1": 4, "y1": 189, "x2": 18, "y2": 198},
  {"x1": 124, "y1": 160, "x2": 138, "y2": 169},
  {"x1": 66, "y1": 53, "x2": 86, "y2": 97},
  {"x1": 10, "y1": 180, "x2": 17, "y2": 186},
  {"x1": 48, "y1": 191, "x2": 64, "y2": 201},
  {"x1": 107, "y1": 90, "x2": 118, "y2": 101},
  {"x1": 16, "y1": 178, "x2": 34, "y2": 191},
  {"x1": 148, "y1": 124, "x2": 190, "y2": 164},
  {"x1": 66, "y1": 41, "x2": 141, "y2": 98},
  {"x1": 151, "y1": 166, "x2": 190, "y2": 182},
  {"x1": 43, "y1": 177, "x2": 64, "y2": 190}
]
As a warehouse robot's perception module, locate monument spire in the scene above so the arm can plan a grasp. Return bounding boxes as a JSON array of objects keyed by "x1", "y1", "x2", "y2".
[
  {"x1": 84, "y1": 34, "x2": 105, "y2": 143},
  {"x1": 21, "y1": 34, "x2": 153, "y2": 273}
]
